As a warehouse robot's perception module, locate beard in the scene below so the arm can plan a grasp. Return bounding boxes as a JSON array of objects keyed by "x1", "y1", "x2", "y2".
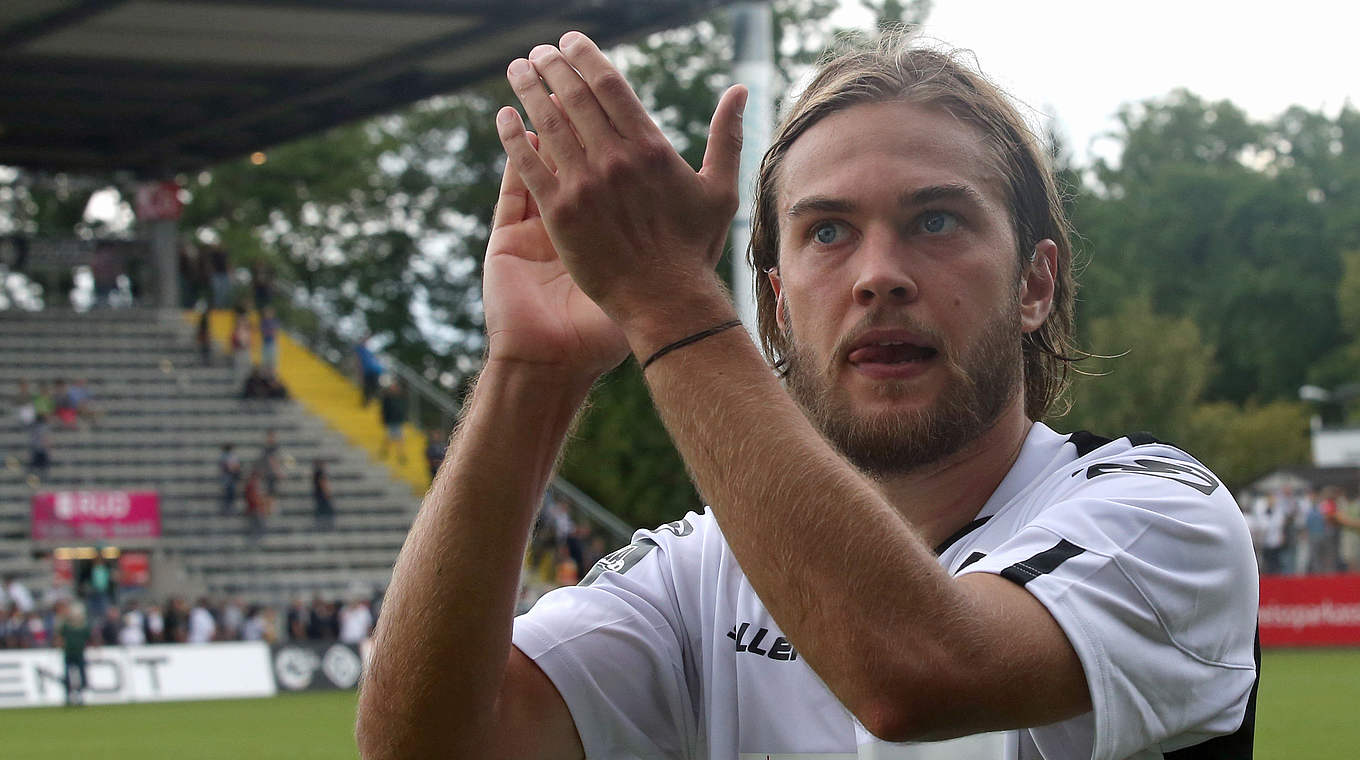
[{"x1": 782, "y1": 303, "x2": 1023, "y2": 478}]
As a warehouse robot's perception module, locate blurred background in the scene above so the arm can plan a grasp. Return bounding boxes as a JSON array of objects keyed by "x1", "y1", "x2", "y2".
[{"x1": 1, "y1": 1, "x2": 1358, "y2": 757}]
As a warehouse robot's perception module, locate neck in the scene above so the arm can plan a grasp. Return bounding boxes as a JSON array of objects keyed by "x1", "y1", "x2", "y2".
[{"x1": 875, "y1": 398, "x2": 1033, "y2": 549}]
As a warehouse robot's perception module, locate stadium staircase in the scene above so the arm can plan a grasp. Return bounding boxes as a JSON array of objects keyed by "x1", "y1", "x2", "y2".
[{"x1": 0, "y1": 308, "x2": 421, "y2": 606}]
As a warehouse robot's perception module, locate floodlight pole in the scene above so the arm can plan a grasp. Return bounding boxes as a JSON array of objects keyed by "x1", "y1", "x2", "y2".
[{"x1": 729, "y1": 2, "x2": 774, "y2": 340}]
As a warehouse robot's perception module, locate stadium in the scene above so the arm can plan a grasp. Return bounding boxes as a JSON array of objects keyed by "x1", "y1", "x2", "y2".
[{"x1": 3, "y1": 1, "x2": 1359, "y2": 758}]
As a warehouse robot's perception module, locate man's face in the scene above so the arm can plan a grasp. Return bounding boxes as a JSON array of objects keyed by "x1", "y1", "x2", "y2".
[{"x1": 772, "y1": 100, "x2": 1040, "y2": 476}]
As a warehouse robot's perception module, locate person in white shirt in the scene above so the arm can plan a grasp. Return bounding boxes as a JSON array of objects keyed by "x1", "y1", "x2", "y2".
[
  {"x1": 339, "y1": 599, "x2": 374, "y2": 645},
  {"x1": 3, "y1": 575, "x2": 34, "y2": 614},
  {"x1": 357, "y1": 30, "x2": 1258, "y2": 760},
  {"x1": 186, "y1": 599, "x2": 217, "y2": 644}
]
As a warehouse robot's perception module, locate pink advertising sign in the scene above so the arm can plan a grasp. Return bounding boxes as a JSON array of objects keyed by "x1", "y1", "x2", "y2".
[{"x1": 31, "y1": 491, "x2": 161, "y2": 541}]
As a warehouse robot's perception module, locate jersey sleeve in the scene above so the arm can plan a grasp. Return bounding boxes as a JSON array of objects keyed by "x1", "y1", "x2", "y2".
[
  {"x1": 955, "y1": 450, "x2": 1258, "y2": 760},
  {"x1": 512, "y1": 517, "x2": 702, "y2": 759}
]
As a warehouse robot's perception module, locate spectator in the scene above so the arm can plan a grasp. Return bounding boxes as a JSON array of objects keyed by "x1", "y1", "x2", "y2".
[
  {"x1": 12, "y1": 379, "x2": 36, "y2": 429},
  {"x1": 144, "y1": 603, "x2": 165, "y2": 643},
  {"x1": 286, "y1": 598, "x2": 309, "y2": 641},
  {"x1": 1254, "y1": 493, "x2": 1288, "y2": 574},
  {"x1": 164, "y1": 597, "x2": 189, "y2": 643},
  {"x1": 220, "y1": 596, "x2": 246, "y2": 641},
  {"x1": 54, "y1": 601, "x2": 91, "y2": 706},
  {"x1": 31, "y1": 382, "x2": 54, "y2": 421},
  {"x1": 3, "y1": 575, "x2": 34, "y2": 614},
  {"x1": 424, "y1": 429, "x2": 448, "y2": 482},
  {"x1": 230, "y1": 306, "x2": 252, "y2": 385},
  {"x1": 95, "y1": 606, "x2": 120, "y2": 647},
  {"x1": 313, "y1": 459, "x2": 335, "y2": 530},
  {"x1": 258, "y1": 306, "x2": 280, "y2": 373},
  {"x1": 257, "y1": 430, "x2": 283, "y2": 497},
  {"x1": 86, "y1": 553, "x2": 116, "y2": 619},
  {"x1": 243, "y1": 467, "x2": 271, "y2": 540},
  {"x1": 241, "y1": 605, "x2": 269, "y2": 642},
  {"x1": 27, "y1": 414, "x2": 52, "y2": 478},
  {"x1": 241, "y1": 365, "x2": 288, "y2": 400},
  {"x1": 219, "y1": 444, "x2": 241, "y2": 514},
  {"x1": 208, "y1": 245, "x2": 232, "y2": 308},
  {"x1": 119, "y1": 610, "x2": 147, "y2": 647},
  {"x1": 251, "y1": 261, "x2": 274, "y2": 318},
  {"x1": 553, "y1": 545, "x2": 580, "y2": 587},
  {"x1": 64, "y1": 378, "x2": 101, "y2": 427},
  {"x1": 307, "y1": 597, "x2": 339, "y2": 641},
  {"x1": 378, "y1": 380, "x2": 409, "y2": 465},
  {"x1": 91, "y1": 242, "x2": 122, "y2": 308},
  {"x1": 338, "y1": 597, "x2": 374, "y2": 645},
  {"x1": 187, "y1": 598, "x2": 217, "y2": 643},
  {"x1": 3, "y1": 605, "x2": 25, "y2": 648},
  {"x1": 355, "y1": 337, "x2": 384, "y2": 407},
  {"x1": 197, "y1": 306, "x2": 212, "y2": 366},
  {"x1": 52, "y1": 379, "x2": 78, "y2": 429}
]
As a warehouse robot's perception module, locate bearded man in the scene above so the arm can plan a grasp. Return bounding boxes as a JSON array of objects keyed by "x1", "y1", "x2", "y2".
[{"x1": 357, "y1": 30, "x2": 1257, "y2": 760}]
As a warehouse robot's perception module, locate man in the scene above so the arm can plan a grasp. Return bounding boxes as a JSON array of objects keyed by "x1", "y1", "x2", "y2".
[{"x1": 357, "y1": 32, "x2": 1258, "y2": 759}]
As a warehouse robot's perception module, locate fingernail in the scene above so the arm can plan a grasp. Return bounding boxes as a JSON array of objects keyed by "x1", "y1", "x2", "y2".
[
  {"x1": 737, "y1": 87, "x2": 748, "y2": 116},
  {"x1": 497, "y1": 108, "x2": 516, "y2": 126},
  {"x1": 528, "y1": 44, "x2": 554, "y2": 61},
  {"x1": 561, "y1": 30, "x2": 584, "y2": 48},
  {"x1": 508, "y1": 59, "x2": 529, "y2": 76}
]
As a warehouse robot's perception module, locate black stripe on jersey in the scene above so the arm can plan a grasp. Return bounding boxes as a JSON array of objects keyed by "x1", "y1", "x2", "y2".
[
  {"x1": 934, "y1": 516, "x2": 992, "y2": 555},
  {"x1": 1067, "y1": 430, "x2": 1168, "y2": 457},
  {"x1": 956, "y1": 551, "x2": 987, "y2": 572},
  {"x1": 999, "y1": 540, "x2": 1085, "y2": 586},
  {"x1": 1163, "y1": 626, "x2": 1259, "y2": 759}
]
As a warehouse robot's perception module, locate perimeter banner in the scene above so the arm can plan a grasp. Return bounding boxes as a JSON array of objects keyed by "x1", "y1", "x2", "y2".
[
  {"x1": 30, "y1": 490, "x2": 162, "y2": 540},
  {"x1": 1259, "y1": 574, "x2": 1360, "y2": 647},
  {"x1": 0, "y1": 642, "x2": 275, "y2": 709}
]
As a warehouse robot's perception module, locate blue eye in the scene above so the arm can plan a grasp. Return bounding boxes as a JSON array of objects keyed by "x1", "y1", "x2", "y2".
[
  {"x1": 812, "y1": 222, "x2": 848, "y2": 245},
  {"x1": 919, "y1": 211, "x2": 959, "y2": 235}
]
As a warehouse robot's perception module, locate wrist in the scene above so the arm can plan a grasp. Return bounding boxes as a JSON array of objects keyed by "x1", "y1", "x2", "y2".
[{"x1": 616, "y1": 276, "x2": 740, "y2": 362}]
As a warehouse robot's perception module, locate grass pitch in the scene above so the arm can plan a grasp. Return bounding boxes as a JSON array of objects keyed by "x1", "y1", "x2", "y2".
[{"x1": 0, "y1": 649, "x2": 1356, "y2": 759}]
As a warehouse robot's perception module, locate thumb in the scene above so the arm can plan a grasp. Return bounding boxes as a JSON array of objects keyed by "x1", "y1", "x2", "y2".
[{"x1": 700, "y1": 85, "x2": 747, "y2": 189}]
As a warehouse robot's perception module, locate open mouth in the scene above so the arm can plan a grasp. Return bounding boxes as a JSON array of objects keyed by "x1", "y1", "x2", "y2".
[{"x1": 847, "y1": 341, "x2": 938, "y2": 366}]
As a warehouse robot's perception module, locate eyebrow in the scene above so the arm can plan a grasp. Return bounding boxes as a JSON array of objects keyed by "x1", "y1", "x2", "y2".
[{"x1": 785, "y1": 183, "x2": 988, "y2": 219}]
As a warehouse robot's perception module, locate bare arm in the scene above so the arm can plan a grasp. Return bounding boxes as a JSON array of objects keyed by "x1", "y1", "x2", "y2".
[
  {"x1": 355, "y1": 128, "x2": 628, "y2": 759},
  {"x1": 497, "y1": 31, "x2": 1087, "y2": 741}
]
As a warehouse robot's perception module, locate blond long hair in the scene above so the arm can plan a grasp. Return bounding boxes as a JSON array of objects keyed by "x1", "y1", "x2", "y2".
[{"x1": 748, "y1": 33, "x2": 1079, "y2": 420}]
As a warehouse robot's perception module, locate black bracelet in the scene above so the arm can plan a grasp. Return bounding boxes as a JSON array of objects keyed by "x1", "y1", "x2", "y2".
[{"x1": 641, "y1": 319, "x2": 744, "y2": 371}]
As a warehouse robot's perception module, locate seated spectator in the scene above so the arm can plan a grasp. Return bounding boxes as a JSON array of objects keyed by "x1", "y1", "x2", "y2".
[
  {"x1": 197, "y1": 307, "x2": 213, "y2": 366},
  {"x1": 31, "y1": 382, "x2": 54, "y2": 420},
  {"x1": 64, "y1": 378, "x2": 102, "y2": 427},
  {"x1": 28, "y1": 414, "x2": 52, "y2": 478},
  {"x1": 52, "y1": 379, "x2": 78, "y2": 429},
  {"x1": 313, "y1": 459, "x2": 335, "y2": 530},
  {"x1": 241, "y1": 365, "x2": 288, "y2": 399},
  {"x1": 338, "y1": 597, "x2": 374, "y2": 645},
  {"x1": 12, "y1": 379, "x2": 36, "y2": 429}
]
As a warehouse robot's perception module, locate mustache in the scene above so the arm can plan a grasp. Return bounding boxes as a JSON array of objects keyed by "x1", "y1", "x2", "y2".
[{"x1": 827, "y1": 311, "x2": 952, "y2": 368}]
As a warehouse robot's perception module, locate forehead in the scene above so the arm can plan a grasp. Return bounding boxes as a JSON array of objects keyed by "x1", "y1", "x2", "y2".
[{"x1": 776, "y1": 100, "x2": 1006, "y2": 217}]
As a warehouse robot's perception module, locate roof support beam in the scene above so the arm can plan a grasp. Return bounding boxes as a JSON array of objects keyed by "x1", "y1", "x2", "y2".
[{"x1": 0, "y1": 0, "x2": 131, "y2": 53}]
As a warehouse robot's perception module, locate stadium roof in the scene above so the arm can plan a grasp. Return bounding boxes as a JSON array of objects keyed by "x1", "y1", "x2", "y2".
[{"x1": 0, "y1": 0, "x2": 737, "y2": 176}]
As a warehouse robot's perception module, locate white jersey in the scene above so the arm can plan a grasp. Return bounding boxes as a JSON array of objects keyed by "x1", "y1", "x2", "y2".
[{"x1": 513, "y1": 423, "x2": 1259, "y2": 759}]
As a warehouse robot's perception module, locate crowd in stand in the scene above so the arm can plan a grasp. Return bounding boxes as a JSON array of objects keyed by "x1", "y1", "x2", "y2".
[
  {"x1": 1, "y1": 572, "x2": 380, "y2": 651},
  {"x1": 1244, "y1": 485, "x2": 1360, "y2": 574},
  {"x1": 8, "y1": 377, "x2": 102, "y2": 479}
]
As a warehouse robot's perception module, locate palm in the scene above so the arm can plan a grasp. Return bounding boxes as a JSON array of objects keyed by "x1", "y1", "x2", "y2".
[{"x1": 483, "y1": 198, "x2": 629, "y2": 375}]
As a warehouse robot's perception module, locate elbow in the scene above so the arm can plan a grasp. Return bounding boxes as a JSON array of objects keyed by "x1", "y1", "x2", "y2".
[{"x1": 856, "y1": 696, "x2": 931, "y2": 744}]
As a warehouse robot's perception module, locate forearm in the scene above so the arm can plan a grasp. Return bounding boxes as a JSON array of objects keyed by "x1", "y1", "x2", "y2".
[
  {"x1": 356, "y1": 359, "x2": 592, "y2": 758},
  {"x1": 631, "y1": 308, "x2": 977, "y2": 734}
]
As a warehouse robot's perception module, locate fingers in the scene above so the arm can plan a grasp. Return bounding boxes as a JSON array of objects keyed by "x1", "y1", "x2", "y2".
[
  {"x1": 495, "y1": 108, "x2": 557, "y2": 205},
  {"x1": 700, "y1": 85, "x2": 748, "y2": 189},
  {"x1": 492, "y1": 131, "x2": 543, "y2": 229},
  {"x1": 529, "y1": 44, "x2": 618, "y2": 151},
  {"x1": 557, "y1": 31, "x2": 656, "y2": 139},
  {"x1": 506, "y1": 58, "x2": 584, "y2": 171}
]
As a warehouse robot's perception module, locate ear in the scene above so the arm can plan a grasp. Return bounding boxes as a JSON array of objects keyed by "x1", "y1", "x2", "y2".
[
  {"x1": 1019, "y1": 240, "x2": 1057, "y2": 334},
  {"x1": 768, "y1": 267, "x2": 788, "y2": 332}
]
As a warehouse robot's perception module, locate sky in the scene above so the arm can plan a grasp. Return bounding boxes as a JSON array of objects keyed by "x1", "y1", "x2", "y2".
[{"x1": 882, "y1": 0, "x2": 1360, "y2": 165}]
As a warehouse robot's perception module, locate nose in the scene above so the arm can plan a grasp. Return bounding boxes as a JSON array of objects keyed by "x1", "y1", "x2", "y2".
[{"x1": 851, "y1": 228, "x2": 918, "y2": 307}]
